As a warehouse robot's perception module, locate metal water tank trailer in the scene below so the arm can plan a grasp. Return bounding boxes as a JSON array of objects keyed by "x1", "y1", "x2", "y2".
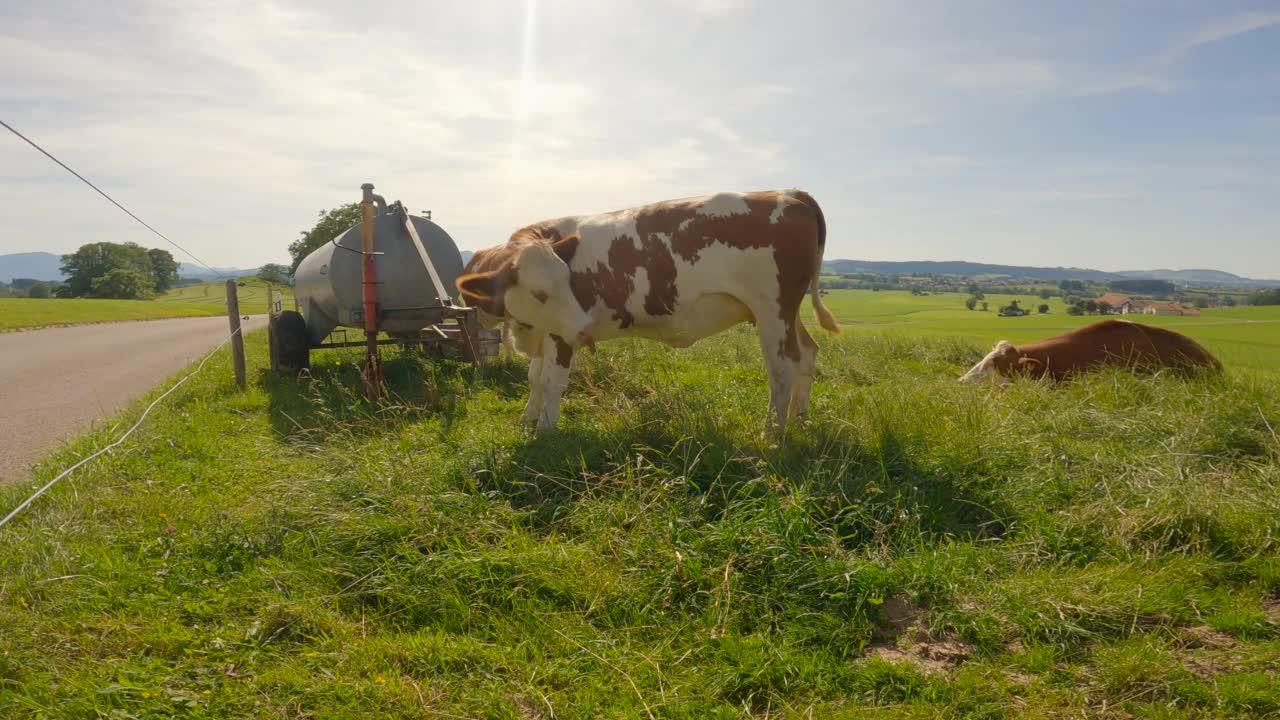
[{"x1": 292, "y1": 200, "x2": 467, "y2": 345}]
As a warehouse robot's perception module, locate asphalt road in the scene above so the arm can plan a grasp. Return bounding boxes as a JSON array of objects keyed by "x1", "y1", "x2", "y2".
[{"x1": 0, "y1": 315, "x2": 267, "y2": 485}]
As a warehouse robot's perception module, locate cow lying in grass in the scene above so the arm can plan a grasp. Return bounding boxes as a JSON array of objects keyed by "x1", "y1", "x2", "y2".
[
  {"x1": 456, "y1": 190, "x2": 840, "y2": 434},
  {"x1": 958, "y1": 319, "x2": 1222, "y2": 384}
]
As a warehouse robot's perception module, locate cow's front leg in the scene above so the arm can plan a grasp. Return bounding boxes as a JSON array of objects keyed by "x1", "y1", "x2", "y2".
[
  {"x1": 519, "y1": 354, "x2": 546, "y2": 426},
  {"x1": 533, "y1": 334, "x2": 576, "y2": 434}
]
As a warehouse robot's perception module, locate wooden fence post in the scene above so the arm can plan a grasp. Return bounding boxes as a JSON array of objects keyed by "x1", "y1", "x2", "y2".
[{"x1": 226, "y1": 280, "x2": 247, "y2": 389}]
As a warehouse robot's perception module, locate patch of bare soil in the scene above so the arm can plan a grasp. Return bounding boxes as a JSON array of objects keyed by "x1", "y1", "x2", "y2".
[
  {"x1": 1264, "y1": 598, "x2": 1280, "y2": 626},
  {"x1": 865, "y1": 594, "x2": 973, "y2": 674},
  {"x1": 1175, "y1": 625, "x2": 1246, "y2": 679}
]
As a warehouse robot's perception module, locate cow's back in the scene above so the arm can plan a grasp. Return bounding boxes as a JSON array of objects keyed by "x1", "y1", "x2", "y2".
[{"x1": 1027, "y1": 320, "x2": 1220, "y2": 377}]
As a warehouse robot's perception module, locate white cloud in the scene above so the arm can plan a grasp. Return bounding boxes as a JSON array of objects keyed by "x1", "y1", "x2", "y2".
[
  {"x1": 1181, "y1": 11, "x2": 1280, "y2": 52},
  {"x1": 942, "y1": 61, "x2": 1059, "y2": 93}
]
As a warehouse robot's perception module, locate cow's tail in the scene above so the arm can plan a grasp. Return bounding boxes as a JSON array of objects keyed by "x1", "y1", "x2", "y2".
[{"x1": 792, "y1": 191, "x2": 840, "y2": 334}]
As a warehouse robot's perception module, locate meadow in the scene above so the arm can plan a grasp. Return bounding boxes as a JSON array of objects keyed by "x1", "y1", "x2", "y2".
[
  {"x1": 823, "y1": 289, "x2": 1280, "y2": 373},
  {"x1": 2, "y1": 310, "x2": 1278, "y2": 717},
  {"x1": 0, "y1": 278, "x2": 293, "y2": 331}
]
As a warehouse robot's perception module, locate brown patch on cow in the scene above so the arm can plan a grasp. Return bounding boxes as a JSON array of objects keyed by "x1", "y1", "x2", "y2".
[
  {"x1": 648, "y1": 192, "x2": 821, "y2": 361},
  {"x1": 612, "y1": 191, "x2": 823, "y2": 361},
  {"x1": 998, "y1": 320, "x2": 1224, "y2": 382},
  {"x1": 568, "y1": 234, "x2": 679, "y2": 328},
  {"x1": 550, "y1": 334, "x2": 574, "y2": 368},
  {"x1": 456, "y1": 265, "x2": 518, "y2": 317},
  {"x1": 551, "y1": 233, "x2": 580, "y2": 265},
  {"x1": 531, "y1": 289, "x2": 549, "y2": 304}
]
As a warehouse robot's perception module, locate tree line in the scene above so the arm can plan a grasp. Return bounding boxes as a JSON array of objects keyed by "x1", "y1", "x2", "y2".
[{"x1": 56, "y1": 242, "x2": 180, "y2": 299}]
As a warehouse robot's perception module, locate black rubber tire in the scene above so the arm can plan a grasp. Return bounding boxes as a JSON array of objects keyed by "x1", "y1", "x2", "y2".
[{"x1": 272, "y1": 310, "x2": 311, "y2": 373}]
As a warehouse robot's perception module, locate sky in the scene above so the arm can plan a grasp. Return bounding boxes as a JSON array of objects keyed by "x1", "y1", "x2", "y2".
[{"x1": 2, "y1": 0, "x2": 1279, "y2": 278}]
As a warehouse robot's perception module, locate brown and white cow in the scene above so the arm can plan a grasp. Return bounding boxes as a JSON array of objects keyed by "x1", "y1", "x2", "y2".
[
  {"x1": 958, "y1": 319, "x2": 1222, "y2": 384},
  {"x1": 460, "y1": 244, "x2": 519, "y2": 359},
  {"x1": 455, "y1": 190, "x2": 840, "y2": 434}
]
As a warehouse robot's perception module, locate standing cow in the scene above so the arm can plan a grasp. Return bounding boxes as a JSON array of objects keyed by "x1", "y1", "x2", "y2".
[
  {"x1": 460, "y1": 245, "x2": 518, "y2": 359},
  {"x1": 959, "y1": 319, "x2": 1222, "y2": 383},
  {"x1": 456, "y1": 190, "x2": 840, "y2": 434}
]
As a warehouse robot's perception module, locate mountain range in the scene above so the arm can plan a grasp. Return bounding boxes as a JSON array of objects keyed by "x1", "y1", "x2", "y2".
[
  {"x1": 2, "y1": 251, "x2": 1275, "y2": 288},
  {"x1": 822, "y1": 259, "x2": 1278, "y2": 288}
]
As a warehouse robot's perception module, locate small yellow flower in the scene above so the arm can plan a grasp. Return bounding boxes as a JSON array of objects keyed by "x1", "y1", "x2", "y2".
[
  {"x1": 336, "y1": 361, "x2": 343, "y2": 366},
  {"x1": 158, "y1": 513, "x2": 168, "y2": 519},
  {"x1": 141, "y1": 691, "x2": 153, "y2": 699},
  {"x1": 304, "y1": 651, "x2": 318, "y2": 657},
  {"x1": 202, "y1": 690, "x2": 212, "y2": 695},
  {"x1": 374, "y1": 675, "x2": 386, "y2": 685}
]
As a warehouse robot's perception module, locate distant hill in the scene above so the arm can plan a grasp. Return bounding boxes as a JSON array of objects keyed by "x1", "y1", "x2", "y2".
[
  {"x1": 823, "y1": 259, "x2": 1117, "y2": 282},
  {"x1": 1114, "y1": 268, "x2": 1272, "y2": 286},
  {"x1": 0, "y1": 252, "x2": 63, "y2": 283},
  {"x1": 177, "y1": 263, "x2": 265, "y2": 280},
  {"x1": 823, "y1": 259, "x2": 1278, "y2": 288}
]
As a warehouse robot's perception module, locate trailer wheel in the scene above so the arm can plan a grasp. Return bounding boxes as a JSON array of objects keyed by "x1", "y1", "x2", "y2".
[{"x1": 272, "y1": 310, "x2": 310, "y2": 373}]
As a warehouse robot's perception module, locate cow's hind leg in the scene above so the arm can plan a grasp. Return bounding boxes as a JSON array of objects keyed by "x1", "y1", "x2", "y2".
[
  {"x1": 789, "y1": 322, "x2": 818, "y2": 420},
  {"x1": 754, "y1": 315, "x2": 800, "y2": 436}
]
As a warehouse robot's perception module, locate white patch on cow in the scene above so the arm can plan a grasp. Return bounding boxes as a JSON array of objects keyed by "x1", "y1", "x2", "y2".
[
  {"x1": 769, "y1": 194, "x2": 789, "y2": 224},
  {"x1": 615, "y1": 214, "x2": 640, "y2": 248},
  {"x1": 575, "y1": 217, "x2": 623, "y2": 270},
  {"x1": 697, "y1": 192, "x2": 751, "y2": 218},
  {"x1": 626, "y1": 266, "x2": 651, "y2": 322},
  {"x1": 959, "y1": 340, "x2": 1013, "y2": 384}
]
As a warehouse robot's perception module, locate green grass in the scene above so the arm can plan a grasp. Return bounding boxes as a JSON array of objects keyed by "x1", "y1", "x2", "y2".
[
  {"x1": 2, "y1": 319, "x2": 1278, "y2": 718},
  {"x1": 824, "y1": 289, "x2": 1280, "y2": 372},
  {"x1": 0, "y1": 278, "x2": 293, "y2": 331},
  {"x1": 156, "y1": 278, "x2": 294, "y2": 314}
]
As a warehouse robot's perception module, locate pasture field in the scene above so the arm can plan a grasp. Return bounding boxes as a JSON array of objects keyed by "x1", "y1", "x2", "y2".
[
  {"x1": 0, "y1": 279, "x2": 293, "y2": 331},
  {"x1": 2, "y1": 323, "x2": 1278, "y2": 718},
  {"x1": 823, "y1": 289, "x2": 1280, "y2": 372}
]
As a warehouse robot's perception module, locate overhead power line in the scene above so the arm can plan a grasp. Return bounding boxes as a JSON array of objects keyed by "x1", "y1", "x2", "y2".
[{"x1": 0, "y1": 118, "x2": 227, "y2": 278}]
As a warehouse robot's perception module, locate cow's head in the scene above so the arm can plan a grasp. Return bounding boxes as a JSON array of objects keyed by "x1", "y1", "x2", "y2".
[
  {"x1": 455, "y1": 235, "x2": 593, "y2": 347},
  {"x1": 959, "y1": 340, "x2": 1020, "y2": 383}
]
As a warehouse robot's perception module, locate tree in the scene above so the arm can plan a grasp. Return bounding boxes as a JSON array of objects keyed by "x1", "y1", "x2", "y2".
[
  {"x1": 980, "y1": 301, "x2": 989, "y2": 311},
  {"x1": 1085, "y1": 300, "x2": 1099, "y2": 314},
  {"x1": 90, "y1": 268, "x2": 155, "y2": 299},
  {"x1": 1059, "y1": 279, "x2": 1084, "y2": 292},
  {"x1": 288, "y1": 203, "x2": 362, "y2": 274},
  {"x1": 1110, "y1": 279, "x2": 1176, "y2": 295},
  {"x1": 965, "y1": 296, "x2": 978, "y2": 311},
  {"x1": 147, "y1": 248, "x2": 179, "y2": 292},
  {"x1": 1224, "y1": 296, "x2": 1237, "y2": 307},
  {"x1": 258, "y1": 263, "x2": 292, "y2": 286},
  {"x1": 1250, "y1": 288, "x2": 1280, "y2": 306},
  {"x1": 1193, "y1": 297, "x2": 1210, "y2": 309},
  {"x1": 1097, "y1": 301, "x2": 1113, "y2": 315},
  {"x1": 60, "y1": 242, "x2": 151, "y2": 296},
  {"x1": 1039, "y1": 289, "x2": 1053, "y2": 300},
  {"x1": 1067, "y1": 303, "x2": 1085, "y2": 316},
  {"x1": 27, "y1": 282, "x2": 51, "y2": 299},
  {"x1": 1038, "y1": 303, "x2": 1049, "y2": 314}
]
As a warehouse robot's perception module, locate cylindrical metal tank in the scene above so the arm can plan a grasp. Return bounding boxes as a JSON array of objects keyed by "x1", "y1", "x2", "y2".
[{"x1": 293, "y1": 204, "x2": 466, "y2": 345}]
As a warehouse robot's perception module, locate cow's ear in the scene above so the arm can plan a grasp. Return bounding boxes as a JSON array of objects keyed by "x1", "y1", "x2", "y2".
[
  {"x1": 1017, "y1": 356, "x2": 1043, "y2": 375},
  {"x1": 456, "y1": 268, "x2": 514, "y2": 316},
  {"x1": 551, "y1": 233, "x2": 580, "y2": 264}
]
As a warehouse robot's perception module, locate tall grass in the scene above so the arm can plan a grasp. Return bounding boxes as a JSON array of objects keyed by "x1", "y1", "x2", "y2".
[{"x1": 1, "y1": 326, "x2": 1277, "y2": 718}]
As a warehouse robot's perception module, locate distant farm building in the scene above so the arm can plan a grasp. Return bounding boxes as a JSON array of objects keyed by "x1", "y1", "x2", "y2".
[{"x1": 1095, "y1": 293, "x2": 1200, "y2": 317}]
